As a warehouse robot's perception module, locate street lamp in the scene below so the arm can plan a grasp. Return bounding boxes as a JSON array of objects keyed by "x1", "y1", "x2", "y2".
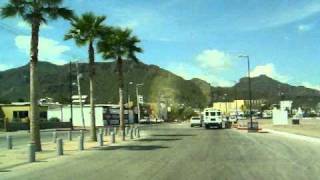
[
  {"x1": 136, "y1": 83, "x2": 143, "y2": 123},
  {"x1": 239, "y1": 55, "x2": 253, "y2": 130},
  {"x1": 127, "y1": 81, "x2": 133, "y2": 107},
  {"x1": 232, "y1": 80, "x2": 239, "y2": 121}
]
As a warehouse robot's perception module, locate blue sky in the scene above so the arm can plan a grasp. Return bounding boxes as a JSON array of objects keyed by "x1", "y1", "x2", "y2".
[{"x1": 0, "y1": 0, "x2": 320, "y2": 89}]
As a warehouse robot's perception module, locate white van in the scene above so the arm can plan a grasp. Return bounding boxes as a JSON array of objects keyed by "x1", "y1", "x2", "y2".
[
  {"x1": 190, "y1": 116, "x2": 202, "y2": 127},
  {"x1": 203, "y1": 108, "x2": 224, "y2": 129}
]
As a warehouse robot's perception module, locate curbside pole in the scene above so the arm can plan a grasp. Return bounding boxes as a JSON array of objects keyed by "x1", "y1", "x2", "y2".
[
  {"x1": 110, "y1": 132, "x2": 115, "y2": 144},
  {"x1": 6, "y1": 135, "x2": 12, "y2": 150},
  {"x1": 52, "y1": 131, "x2": 57, "y2": 143},
  {"x1": 57, "y1": 138, "x2": 63, "y2": 156},
  {"x1": 68, "y1": 131, "x2": 72, "y2": 141},
  {"x1": 28, "y1": 143, "x2": 36, "y2": 163}
]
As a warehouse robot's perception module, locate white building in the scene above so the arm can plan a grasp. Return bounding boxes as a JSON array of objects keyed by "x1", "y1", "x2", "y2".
[
  {"x1": 280, "y1": 101, "x2": 293, "y2": 111},
  {"x1": 48, "y1": 104, "x2": 134, "y2": 127}
]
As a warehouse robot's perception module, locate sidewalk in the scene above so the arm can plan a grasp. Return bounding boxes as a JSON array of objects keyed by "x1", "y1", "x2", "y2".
[{"x1": 0, "y1": 128, "x2": 146, "y2": 171}]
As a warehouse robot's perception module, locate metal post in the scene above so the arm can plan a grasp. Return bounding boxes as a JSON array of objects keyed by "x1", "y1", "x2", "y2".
[
  {"x1": 68, "y1": 131, "x2": 72, "y2": 141},
  {"x1": 110, "y1": 132, "x2": 115, "y2": 144},
  {"x1": 57, "y1": 138, "x2": 63, "y2": 156},
  {"x1": 69, "y1": 61, "x2": 74, "y2": 130},
  {"x1": 52, "y1": 131, "x2": 57, "y2": 143},
  {"x1": 246, "y1": 56, "x2": 253, "y2": 129},
  {"x1": 79, "y1": 135, "x2": 84, "y2": 151},
  {"x1": 6, "y1": 135, "x2": 12, "y2": 149},
  {"x1": 137, "y1": 128, "x2": 140, "y2": 138},
  {"x1": 98, "y1": 132, "x2": 103, "y2": 146},
  {"x1": 28, "y1": 143, "x2": 36, "y2": 163},
  {"x1": 76, "y1": 62, "x2": 85, "y2": 128},
  {"x1": 130, "y1": 129, "x2": 134, "y2": 139}
]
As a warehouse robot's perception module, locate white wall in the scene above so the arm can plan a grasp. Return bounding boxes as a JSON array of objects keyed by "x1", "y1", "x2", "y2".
[
  {"x1": 272, "y1": 108, "x2": 288, "y2": 125},
  {"x1": 48, "y1": 105, "x2": 104, "y2": 127}
]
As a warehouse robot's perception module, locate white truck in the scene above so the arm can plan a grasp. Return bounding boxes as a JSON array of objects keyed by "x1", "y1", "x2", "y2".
[{"x1": 202, "y1": 108, "x2": 225, "y2": 129}]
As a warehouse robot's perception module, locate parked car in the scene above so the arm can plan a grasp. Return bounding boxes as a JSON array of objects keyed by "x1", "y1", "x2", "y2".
[{"x1": 190, "y1": 116, "x2": 202, "y2": 127}]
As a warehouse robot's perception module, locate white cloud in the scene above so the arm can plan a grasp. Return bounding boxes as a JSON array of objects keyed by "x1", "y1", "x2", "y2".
[
  {"x1": 297, "y1": 24, "x2": 313, "y2": 32},
  {"x1": 250, "y1": 63, "x2": 289, "y2": 82},
  {"x1": 195, "y1": 49, "x2": 232, "y2": 69},
  {"x1": 15, "y1": 35, "x2": 70, "y2": 65},
  {"x1": 17, "y1": 21, "x2": 52, "y2": 30}
]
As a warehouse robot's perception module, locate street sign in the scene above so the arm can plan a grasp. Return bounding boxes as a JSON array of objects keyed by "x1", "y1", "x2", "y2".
[
  {"x1": 72, "y1": 95, "x2": 88, "y2": 100},
  {"x1": 138, "y1": 95, "x2": 143, "y2": 104}
]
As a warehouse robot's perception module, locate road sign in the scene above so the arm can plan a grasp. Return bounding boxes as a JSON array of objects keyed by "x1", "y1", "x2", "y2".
[{"x1": 138, "y1": 95, "x2": 143, "y2": 104}]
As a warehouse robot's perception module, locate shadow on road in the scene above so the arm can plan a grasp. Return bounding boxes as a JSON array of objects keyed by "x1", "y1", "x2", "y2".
[
  {"x1": 137, "y1": 138, "x2": 181, "y2": 142},
  {"x1": 98, "y1": 145, "x2": 169, "y2": 151},
  {"x1": 151, "y1": 134, "x2": 196, "y2": 137}
]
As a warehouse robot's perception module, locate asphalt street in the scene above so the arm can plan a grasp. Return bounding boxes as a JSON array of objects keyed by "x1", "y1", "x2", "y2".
[{"x1": 2, "y1": 123, "x2": 320, "y2": 180}]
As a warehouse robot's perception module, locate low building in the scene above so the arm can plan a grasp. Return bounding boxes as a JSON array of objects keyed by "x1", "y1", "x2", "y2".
[
  {"x1": 213, "y1": 99, "x2": 266, "y2": 115},
  {"x1": 47, "y1": 104, "x2": 134, "y2": 127},
  {"x1": 0, "y1": 102, "x2": 48, "y2": 122}
]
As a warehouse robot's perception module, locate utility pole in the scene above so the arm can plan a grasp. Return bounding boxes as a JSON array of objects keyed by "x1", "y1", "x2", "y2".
[
  {"x1": 136, "y1": 83, "x2": 143, "y2": 123},
  {"x1": 239, "y1": 55, "x2": 253, "y2": 129},
  {"x1": 75, "y1": 62, "x2": 85, "y2": 128},
  {"x1": 69, "y1": 61, "x2": 74, "y2": 130},
  {"x1": 233, "y1": 80, "x2": 238, "y2": 121}
]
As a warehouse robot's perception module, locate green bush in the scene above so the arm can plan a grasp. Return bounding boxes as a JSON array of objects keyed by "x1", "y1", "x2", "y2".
[{"x1": 48, "y1": 117, "x2": 60, "y2": 122}]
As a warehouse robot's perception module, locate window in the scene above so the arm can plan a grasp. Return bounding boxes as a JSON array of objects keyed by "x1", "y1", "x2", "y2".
[
  {"x1": 210, "y1": 112, "x2": 216, "y2": 116},
  {"x1": 13, "y1": 111, "x2": 28, "y2": 118},
  {"x1": 217, "y1": 112, "x2": 221, "y2": 116},
  {"x1": 205, "y1": 112, "x2": 209, "y2": 116},
  {"x1": 40, "y1": 112, "x2": 47, "y2": 119},
  {"x1": 19, "y1": 111, "x2": 28, "y2": 118}
]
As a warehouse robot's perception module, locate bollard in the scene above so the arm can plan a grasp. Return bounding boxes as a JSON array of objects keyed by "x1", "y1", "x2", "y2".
[
  {"x1": 68, "y1": 131, "x2": 72, "y2": 141},
  {"x1": 134, "y1": 128, "x2": 138, "y2": 137},
  {"x1": 52, "y1": 131, "x2": 57, "y2": 143},
  {"x1": 110, "y1": 132, "x2": 115, "y2": 144},
  {"x1": 6, "y1": 135, "x2": 12, "y2": 150},
  {"x1": 130, "y1": 129, "x2": 134, "y2": 139},
  {"x1": 57, "y1": 138, "x2": 63, "y2": 156},
  {"x1": 125, "y1": 127, "x2": 128, "y2": 136},
  {"x1": 137, "y1": 128, "x2": 140, "y2": 138},
  {"x1": 28, "y1": 143, "x2": 36, "y2": 163},
  {"x1": 79, "y1": 136, "x2": 84, "y2": 151},
  {"x1": 98, "y1": 133, "x2": 104, "y2": 146}
]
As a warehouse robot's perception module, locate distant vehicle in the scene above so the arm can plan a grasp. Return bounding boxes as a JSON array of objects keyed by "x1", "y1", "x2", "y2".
[
  {"x1": 190, "y1": 116, "x2": 202, "y2": 127},
  {"x1": 228, "y1": 115, "x2": 238, "y2": 123},
  {"x1": 202, "y1": 108, "x2": 224, "y2": 129}
]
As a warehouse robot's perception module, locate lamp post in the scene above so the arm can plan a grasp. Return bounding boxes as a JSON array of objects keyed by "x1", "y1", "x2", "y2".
[
  {"x1": 127, "y1": 82, "x2": 133, "y2": 107},
  {"x1": 136, "y1": 83, "x2": 143, "y2": 123},
  {"x1": 232, "y1": 80, "x2": 238, "y2": 121},
  {"x1": 239, "y1": 55, "x2": 253, "y2": 130},
  {"x1": 69, "y1": 61, "x2": 74, "y2": 130}
]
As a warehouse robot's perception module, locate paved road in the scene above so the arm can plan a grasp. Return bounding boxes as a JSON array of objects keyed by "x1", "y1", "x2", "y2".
[{"x1": 2, "y1": 123, "x2": 320, "y2": 180}]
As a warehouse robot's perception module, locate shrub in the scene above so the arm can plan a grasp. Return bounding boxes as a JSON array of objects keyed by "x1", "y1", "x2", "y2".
[{"x1": 48, "y1": 117, "x2": 60, "y2": 122}]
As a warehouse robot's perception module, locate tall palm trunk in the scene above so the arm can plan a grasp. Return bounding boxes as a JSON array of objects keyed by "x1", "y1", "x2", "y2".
[
  {"x1": 30, "y1": 21, "x2": 41, "y2": 151},
  {"x1": 117, "y1": 57, "x2": 125, "y2": 141},
  {"x1": 89, "y1": 41, "x2": 97, "y2": 141}
]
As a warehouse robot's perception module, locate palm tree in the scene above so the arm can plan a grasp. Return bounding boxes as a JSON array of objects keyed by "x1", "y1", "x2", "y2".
[
  {"x1": 1, "y1": 0, "x2": 73, "y2": 151},
  {"x1": 65, "y1": 12, "x2": 107, "y2": 141},
  {"x1": 97, "y1": 28, "x2": 142, "y2": 141}
]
